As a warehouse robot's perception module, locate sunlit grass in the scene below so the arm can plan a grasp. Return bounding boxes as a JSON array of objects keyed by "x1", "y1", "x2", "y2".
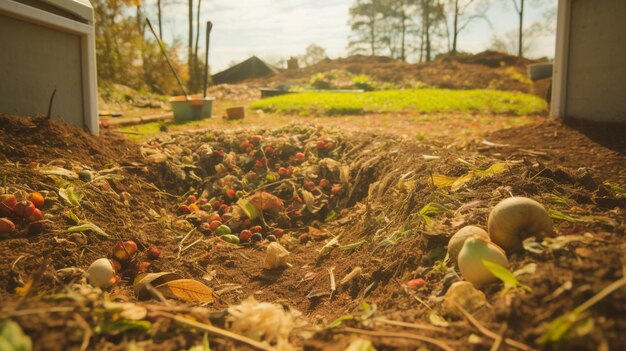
[{"x1": 250, "y1": 89, "x2": 547, "y2": 116}]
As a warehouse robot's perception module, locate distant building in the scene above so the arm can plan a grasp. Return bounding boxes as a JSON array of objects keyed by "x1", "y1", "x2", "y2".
[
  {"x1": 552, "y1": 0, "x2": 626, "y2": 122},
  {"x1": 212, "y1": 56, "x2": 280, "y2": 85}
]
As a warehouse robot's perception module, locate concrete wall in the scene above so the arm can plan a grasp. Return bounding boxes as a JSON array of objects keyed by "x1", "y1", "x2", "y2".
[
  {"x1": 564, "y1": 0, "x2": 626, "y2": 121},
  {"x1": 0, "y1": 14, "x2": 85, "y2": 126}
]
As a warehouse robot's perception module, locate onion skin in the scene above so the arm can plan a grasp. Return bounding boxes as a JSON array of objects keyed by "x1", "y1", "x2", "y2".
[
  {"x1": 448, "y1": 226, "x2": 490, "y2": 262},
  {"x1": 488, "y1": 197, "x2": 553, "y2": 251},
  {"x1": 458, "y1": 237, "x2": 509, "y2": 288}
]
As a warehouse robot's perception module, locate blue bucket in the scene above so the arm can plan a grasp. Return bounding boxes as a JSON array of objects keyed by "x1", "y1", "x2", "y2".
[{"x1": 170, "y1": 96, "x2": 215, "y2": 121}]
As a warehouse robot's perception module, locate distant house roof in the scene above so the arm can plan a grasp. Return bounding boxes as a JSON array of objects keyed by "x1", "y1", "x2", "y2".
[{"x1": 212, "y1": 56, "x2": 279, "y2": 84}]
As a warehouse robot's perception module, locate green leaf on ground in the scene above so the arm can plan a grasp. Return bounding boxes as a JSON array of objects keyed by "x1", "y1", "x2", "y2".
[
  {"x1": 0, "y1": 319, "x2": 32, "y2": 351},
  {"x1": 65, "y1": 221, "x2": 110, "y2": 238},
  {"x1": 482, "y1": 259, "x2": 532, "y2": 292}
]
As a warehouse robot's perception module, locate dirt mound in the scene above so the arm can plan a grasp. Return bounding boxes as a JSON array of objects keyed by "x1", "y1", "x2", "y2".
[
  {"x1": 251, "y1": 51, "x2": 536, "y2": 93},
  {"x1": 0, "y1": 116, "x2": 624, "y2": 350},
  {"x1": 444, "y1": 50, "x2": 535, "y2": 68},
  {"x1": 482, "y1": 119, "x2": 626, "y2": 184},
  {"x1": 0, "y1": 114, "x2": 141, "y2": 168}
]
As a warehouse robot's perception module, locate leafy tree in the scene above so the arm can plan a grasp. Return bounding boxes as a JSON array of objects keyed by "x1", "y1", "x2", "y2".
[{"x1": 300, "y1": 44, "x2": 329, "y2": 66}]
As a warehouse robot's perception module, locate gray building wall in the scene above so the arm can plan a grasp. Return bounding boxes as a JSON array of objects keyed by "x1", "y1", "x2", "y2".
[
  {"x1": 0, "y1": 14, "x2": 85, "y2": 126},
  {"x1": 565, "y1": 0, "x2": 626, "y2": 121}
]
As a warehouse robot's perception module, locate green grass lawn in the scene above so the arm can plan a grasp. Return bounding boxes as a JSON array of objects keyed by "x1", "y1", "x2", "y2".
[{"x1": 249, "y1": 89, "x2": 547, "y2": 116}]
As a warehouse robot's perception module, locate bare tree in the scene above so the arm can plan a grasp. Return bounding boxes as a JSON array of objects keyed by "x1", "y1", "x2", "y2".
[
  {"x1": 348, "y1": 0, "x2": 383, "y2": 55},
  {"x1": 300, "y1": 44, "x2": 328, "y2": 66},
  {"x1": 448, "y1": 0, "x2": 490, "y2": 54},
  {"x1": 188, "y1": 0, "x2": 194, "y2": 91},
  {"x1": 157, "y1": 0, "x2": 163, "y2": 39}
]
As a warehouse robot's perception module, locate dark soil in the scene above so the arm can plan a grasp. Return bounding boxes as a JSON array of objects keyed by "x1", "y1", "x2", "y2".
[{"x1": 0, "y1": 113, "x2": 624, "y2": 351}]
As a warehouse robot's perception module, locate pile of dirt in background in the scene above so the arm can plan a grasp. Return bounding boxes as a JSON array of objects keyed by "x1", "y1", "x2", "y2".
[
  {"x1": 0, "y1": 114, "x2": 624, "y2": 351},
  {"x1": 253, "y1": 51, "x2": 540, "y2": 94}
]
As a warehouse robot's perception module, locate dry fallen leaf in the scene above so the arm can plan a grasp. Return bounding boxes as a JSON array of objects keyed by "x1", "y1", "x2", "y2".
[
  {"x1": 248, "y1": 192, "x2": 284, "y2": 213},
  {"x1": 263, "y1": 242, "x2": 290, "y2": 269},
  {"x1": 308, "y1": 226, "x2": 328, "y2": 240},
  {"x1": 133, "y1": 272, "x2": 182, "y2": 300},
  {"x1": 156, "y1": 279, "x2": 217, "y2": 303}
]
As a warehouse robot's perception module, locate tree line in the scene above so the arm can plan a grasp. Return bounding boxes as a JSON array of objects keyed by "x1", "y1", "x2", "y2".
[
  {"x1": 92, "y1": 0, "x2": 208, "y2": 95},
  {"x1": 348, "y1": 0, "x2": 553, "y2": 61}
]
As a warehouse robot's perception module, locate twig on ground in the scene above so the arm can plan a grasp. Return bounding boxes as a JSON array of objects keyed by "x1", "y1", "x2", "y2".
[
  {"x1": 328, "y1": 266, "x2": 336, "y2": 300},
  {"x1": 374, "y1": 317, "x2": 446, "y2": 332},
  {"x1": 154, "y1": 311, "x2": 273, "y2": 351},
  {"x1": 336, "y1": 327, "x2": 454, "y2": 351},
  {"x1": 490, "y1": 323, "x2": 507, "y2": 351},
  {"x1": 74, "y1": 313, "x2": 93, "y2": 351},
  {"x1": 453, "y1": 302, "x2": 534, "y2": 351}
]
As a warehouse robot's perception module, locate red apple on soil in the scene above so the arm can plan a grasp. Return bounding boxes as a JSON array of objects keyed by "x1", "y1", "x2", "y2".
[{"x1": 112, "y1": 240, "x2": 138, "y2": 262}]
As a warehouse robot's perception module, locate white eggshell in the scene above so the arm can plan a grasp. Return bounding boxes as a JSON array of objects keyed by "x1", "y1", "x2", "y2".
[{"x1": 87, "y1": 258, "x2": 116, "y2": 288}]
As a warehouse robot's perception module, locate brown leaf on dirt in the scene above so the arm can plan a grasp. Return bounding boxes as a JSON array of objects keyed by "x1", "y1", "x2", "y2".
[
  {"x1": 156, "y1": 279, "x2": 216, "y2": 304},
  {"x1": 308, "y1": 226, "x2": 329, "y2": 240},
  {"x1": 248, "y1": 191, "x2": 284, "y2": 213},
  {"x1": 133, "y1": 272, "x2": 182, "y2": 300}
]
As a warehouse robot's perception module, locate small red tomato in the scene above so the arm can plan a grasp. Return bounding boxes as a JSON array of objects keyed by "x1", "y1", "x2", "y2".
[
  {"x1": 295, "y1": 152, "x2": 305, "y2": 160},
  {"x1": 331, "y1": 184, "x2": 342, "y2": 195},
  {"x1": 273, "y1": 228, "x2": 285, "y2": 238},
  {"x1": 0, "y1": 218, "x2": 16, "y2": 235},
  {"x1": 219, "y1": 204, "x2": 230, "y2": 213},
  {"x1": 247, "y1": 172, "x2": 257, "y2": 180},
  {"x1": 251, "y1": 135, "x2": 262, "y2": 144},
  {"x1": 187, "y1": 195, "x2": 197, "y2": 204},
  {"x1": 209, "y1": 220, "x2": 222, "y2": 231},
  {"x1": 0, "y1": 195, "x2": 17, "y2": 216},
  {"x1": 278, "y1": 167, "x2": 288, "y2": 176},
  {"x1": 255, "y1": 160, "x2": 264, "y2": 168},
  {"x1": 316, "y1": 140, "x2": 326, "y2": 150},
  {"x1": 13, "y1": 201, "x2": 36, "y2": 218},
  {"x1": 29, "y1": 192, "x2": 45, "y2": 209},
  {"x1": 319, "y1": 179, "x2": 330, "y2": 188},
  {"x1": 325, "y1": 142, "x2": 334, "y2": 150},
  {"x1": 211, "y1": 200, "x2": 222, "y2": 211},
  {"x1": 304, "y1": 180, "x2": 315, "y2": 190},
  {"x1": 214, "y1": 150, "x2": 225, "y2": 158},
  {"x1": 147, "y1": 246, "x2": 161, "y2": 259},
  {"x1": 252, "y1": 225, "x2": 263, "y2": 233},
  {"x1": 340, "y1": 209, "x2": 350, "y2": 216},
  {"x1": 198, "y1": 198, "x2": 208, "y2": 205},
  {"x1": 226, "y1": 189, "x2": 236, "y2": 198},
  {"x1": 406, "y1": 278, "x2": 426, "y2": 289},
  {"x1": 209, "y1": 213, "x2": 221, "y2": 222},
  {"x1": 264, "y1": 145, "x2": 274, "y2": 154},
  {"x1": 27, "y1": 208, "x2": 44, "y2": 222},
  {"x1": 239, "y1": 229, "x2": 252, "y2": 242},
  {"x1": 132, "y1": 261, "x2": 151, "y2": 276},
  {"x1": 178, "y1": 204, "x2": 191, "y2": 214},
  {"x1": 241, "y1": 139, "x2": 250, "y2": 148}
]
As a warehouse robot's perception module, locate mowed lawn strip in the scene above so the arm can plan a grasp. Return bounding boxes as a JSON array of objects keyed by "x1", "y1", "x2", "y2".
[{"x1": 250, "y1": 89, "x2": 547, "y2": 116}]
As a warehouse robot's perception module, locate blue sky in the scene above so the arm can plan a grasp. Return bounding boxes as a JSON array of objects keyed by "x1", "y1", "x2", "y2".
[{"x1": 153, "y1": 0, "x2": 557, "y2": 72}]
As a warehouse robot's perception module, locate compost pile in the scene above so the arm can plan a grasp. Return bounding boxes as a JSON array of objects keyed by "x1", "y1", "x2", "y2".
[{"x1": 0, "y1": 114, "x2": 625, "y2": 351}]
